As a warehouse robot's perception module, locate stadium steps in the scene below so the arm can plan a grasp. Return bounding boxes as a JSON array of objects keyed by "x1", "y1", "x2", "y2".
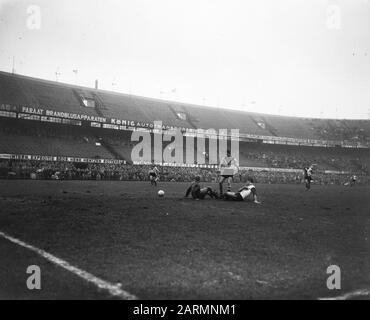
[
  {"x1": 249, "y1": 115, "x2": 278, "y2": 136},
  {"x1": 131, "y1": 97, "x2": 182, "y2": 126},
  {"x1": 349, "y1": 159, "x2": 367, "y2": 174},
  {"x1": 219, "y1": 111, "x2": 269, "y2": 136},
  {"x1": 1, "y1": 72, "x2": 370, "y2": 145},
  {"x1": 0, "y1": 133, "x2": 114, "y2": 159},
  {"x1": 91, "y1": 93, "x2": 109, "y2": 119},
  {"x1": 0, "y1": 73, "x2": 100, "y2": 117},
  {"x1": 96, "y1": 92, "x2": 150, "y2": 122},
  {"x1": 0, "y1": 73, "x2": 30, "y2": 105},
  {"x1": 15, "y1": 79, "x2": 42, "y2": 107},
  {"x1": 99, "y1": 139, "x2": 127, "y2": 161},
  {"x1": 259, "y1": 116, "x2": 279, "y2": 136},
  {"x1": 94, "y1": 137, "x2": 129, "y2": 162},
  {"x1": 167, "y1": 103, "x2": 198, "y2": 129},
  {"x1": 264, "y1": 116, "x2": 318, "y2": 140},
  {"x1": 178, "y1": 105, "x2": 233, "y2": 130},
  {"x1": 88, "y1": 127, "x2": 132, "y2": 163}
]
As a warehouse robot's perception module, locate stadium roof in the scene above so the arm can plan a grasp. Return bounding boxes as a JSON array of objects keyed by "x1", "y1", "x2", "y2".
[{"x1": 0, "y1": 71, "x2": 369, "y2": 144}]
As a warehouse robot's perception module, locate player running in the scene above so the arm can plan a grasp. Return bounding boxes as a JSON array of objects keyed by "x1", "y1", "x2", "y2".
[
  {"x1": 350, "y1": 175, "x2": 357, "y2": 186},
  {"x1": 303, "y1": 165, "x2": 314, "y2": 190},
  {"x1": 219, "y1": 149, "x2": 239, "y2": 196},
  {"x1": 148, "y1": 165, "x2": 160, "y2": 186},
  {"x1": 222, "y1": 178, "x2": 261, "y2": 203},
  {"x1": 184, "y1": 176, "x2": 219, "y2": 200}
]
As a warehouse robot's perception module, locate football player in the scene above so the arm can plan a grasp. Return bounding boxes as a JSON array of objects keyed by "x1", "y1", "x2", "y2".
[
  {"x1": 222, "y1": 178, "x2": 261, "y2": 203},
  {"x1": 148, "y1": 165, "x2": 160, "y2": 186},
  {"x1": 303, "y1": 165, "x2": 314, "y2": 190},
  {"x1": 219, "y1": 149, "x2": 239, "y2": 196},
  {"x1": 184, "y1": 176, "x2": 219, "y2": 200}
]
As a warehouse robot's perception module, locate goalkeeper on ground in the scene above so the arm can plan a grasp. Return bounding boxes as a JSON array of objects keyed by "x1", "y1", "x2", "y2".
[{"x1": 184, "y1": 176, "x2": 219, "y2": 200}]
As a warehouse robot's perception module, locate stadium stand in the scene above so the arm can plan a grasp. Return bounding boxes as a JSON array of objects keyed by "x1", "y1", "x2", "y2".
[
  {"x1": 2, "y1": 160, "x2": 370, "y2": 187},
  {"x1": 0, "y1": 72, "x2": 101, "y2": 117},
  {"x1": 0, "y1": 118, "x2": 114, "y2": 159},
  {"x1": 1, "y1": 71, "x2": 370, "y2": 183},
  {"x1": 239, "y1": 142, "x2": 370, "y2": 173}
]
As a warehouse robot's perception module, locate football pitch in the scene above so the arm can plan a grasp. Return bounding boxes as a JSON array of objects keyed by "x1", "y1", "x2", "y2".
[{"x1": 0, "y1": 180, "x2": 369, "y2": 300}]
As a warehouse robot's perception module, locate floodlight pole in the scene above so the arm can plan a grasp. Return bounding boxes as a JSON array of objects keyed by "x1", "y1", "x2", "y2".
[
  {"x1": 73, "y1": 69, "x2": 78, "y2": 84},
  {"x1": 55, "y1": 68, "x2": 61, "y2": 82},
  {"x1": 12, "y1": 56, "x2": 15, "y2": 74}
]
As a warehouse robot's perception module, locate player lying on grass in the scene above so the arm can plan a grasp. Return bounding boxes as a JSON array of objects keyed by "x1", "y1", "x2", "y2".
[
  {"x1": 184, "y1": 176, "x2": 219, "y2": 200},
  {"x1": 222, "y1": 179, "x2": 261, "y2": 204}
]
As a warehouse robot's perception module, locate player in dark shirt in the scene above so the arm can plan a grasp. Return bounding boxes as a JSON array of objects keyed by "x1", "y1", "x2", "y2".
[
  {"x1": 148, "y1": 165, "x2": 159, "y2": 186},
  {"x1": 185, "y1": 176, "x2": 219, "y2": 200}
]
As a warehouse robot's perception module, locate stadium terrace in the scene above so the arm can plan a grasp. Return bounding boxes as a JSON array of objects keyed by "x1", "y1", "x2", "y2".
[{"x1": 0, "y1": 71, "x2": 369, "y2": 178}]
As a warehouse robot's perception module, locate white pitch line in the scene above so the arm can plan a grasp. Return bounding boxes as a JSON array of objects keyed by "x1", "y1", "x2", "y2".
[
  {"x1": 0, "y1": 231, "x2": 137, "y2": 300},
  {"x1": 318, "y1": 289, "x2": 370, "y2": 300}
]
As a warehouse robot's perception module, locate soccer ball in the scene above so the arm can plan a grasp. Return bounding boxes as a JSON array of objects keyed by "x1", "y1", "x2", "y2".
[{"x1": 158, "y1": 190, "x2": 165, "y2": 197}]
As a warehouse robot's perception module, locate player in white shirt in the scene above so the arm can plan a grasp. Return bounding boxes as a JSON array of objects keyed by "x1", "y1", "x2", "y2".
[
  {"x1": 222, "y1": 178, "x2": 261, "y2": 204},
  {"x1": 219, "y1": 150, "x2": 239, "y2": 196},
  {"x1": 303, "y1": 165, "x2": 314, "y2": 190}
]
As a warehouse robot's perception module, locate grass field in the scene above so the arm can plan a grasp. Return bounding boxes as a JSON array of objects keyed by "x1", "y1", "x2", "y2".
[{"x1": 0, "y1": 180, "x2": 369, "y2": 300}]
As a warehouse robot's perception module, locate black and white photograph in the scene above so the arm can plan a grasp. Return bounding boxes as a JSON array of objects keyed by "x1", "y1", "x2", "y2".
[{"x1": 0, "y1": 0, "x2": 369, "y2": 306}]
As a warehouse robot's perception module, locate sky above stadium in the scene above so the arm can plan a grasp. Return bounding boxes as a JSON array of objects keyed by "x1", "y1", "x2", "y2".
[{"x1": 0, "y1": 0, "x2": 369, "y2": 119}]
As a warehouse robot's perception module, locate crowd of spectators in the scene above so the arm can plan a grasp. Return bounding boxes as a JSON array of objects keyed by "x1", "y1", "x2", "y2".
[
  {"x1": 0, "y1": 118, "x2": 98, "y2": 146},
  {"x1": 2, "y1": 118, "x2": 370, "y2": 175},
  {"x1": 312, "y1": 120, "x2": 370, "y2": 144},
  {"x1": 0, "y1": 160, "x2": 213, "y2": 182},
  {"x1": 240, "y1": 144, "x2": 370, "y2": 174},
  {"x1": 1, "y1": 159, "x2": 369, "y2": 186},
  {"x1": 1, "y1": 117, "x2": 370, "y2": 184}
]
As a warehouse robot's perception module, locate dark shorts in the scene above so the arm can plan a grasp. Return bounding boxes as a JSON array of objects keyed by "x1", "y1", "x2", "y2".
[
  {"x1": 197, "y1": 192, "x2": 206, "y2": 200},
  {"x1": 220, "y1": 175, "x2": 234, "y2": 179},
  {"x1": 234, "y1": 192, "x2": 244, "y2": 201},
  {"x1": 192, "y1": 187, "x2": 206, "y2": 199}
]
